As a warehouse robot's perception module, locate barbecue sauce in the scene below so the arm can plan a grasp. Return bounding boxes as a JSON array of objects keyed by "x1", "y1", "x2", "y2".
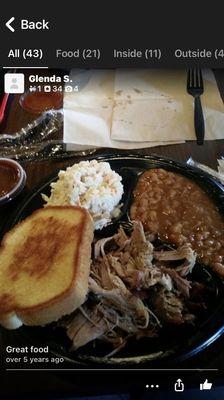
[
  {"x1": 21, "y1": 92, "x2": 63, "y2": 114},
  {"x1": 0, "y1": 160, "x2": 20, "y2": 197}
]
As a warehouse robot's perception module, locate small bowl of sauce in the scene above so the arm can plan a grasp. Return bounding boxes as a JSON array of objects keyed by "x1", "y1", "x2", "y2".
[
  {"x1": 0, "y1": 158, "x2": 26, "y2": 205},
  {"x1": 19, "y1": 91, "x2": 63, "y2": 114}
]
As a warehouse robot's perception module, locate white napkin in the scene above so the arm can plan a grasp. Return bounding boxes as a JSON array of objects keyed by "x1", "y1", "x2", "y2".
[
  {"x1": 63, "y1": 69, "x2": 224, "y2": 149},
  {"x1": 111, "y1": 69, "x2": 224, "y2": 142}
]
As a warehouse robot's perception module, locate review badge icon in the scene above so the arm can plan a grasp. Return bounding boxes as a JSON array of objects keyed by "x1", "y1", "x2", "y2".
[{"x1": 4, "y1": 73, "x2": 25, "y2": 94}]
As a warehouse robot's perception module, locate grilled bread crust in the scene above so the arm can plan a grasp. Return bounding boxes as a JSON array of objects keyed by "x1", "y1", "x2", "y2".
[{"x1": 0, "y1": 206, "x2": 93, "y2": 329}]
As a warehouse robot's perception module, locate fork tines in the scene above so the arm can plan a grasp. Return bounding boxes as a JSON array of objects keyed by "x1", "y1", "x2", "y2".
[{"x1": 187, "y1": 68, "x2": 204, "y2": 94}]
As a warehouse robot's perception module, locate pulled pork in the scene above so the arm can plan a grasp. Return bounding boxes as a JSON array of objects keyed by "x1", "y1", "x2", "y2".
[{"x1": 60, "y1": 221, "x2": 201, "y2": 356}]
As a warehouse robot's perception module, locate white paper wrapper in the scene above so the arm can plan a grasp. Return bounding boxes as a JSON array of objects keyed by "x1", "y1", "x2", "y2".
[
  {"x1": 187, "y1": 157, "x2": 224, "y2": 184},
  {"x1": 218, "y1": 159, "x2": 224, "y2": 177}
]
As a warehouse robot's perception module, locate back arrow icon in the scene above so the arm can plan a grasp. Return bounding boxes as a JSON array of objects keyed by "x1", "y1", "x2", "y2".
[{"x1": 6, "y1": 17, "x2": 15, "y2": 32}]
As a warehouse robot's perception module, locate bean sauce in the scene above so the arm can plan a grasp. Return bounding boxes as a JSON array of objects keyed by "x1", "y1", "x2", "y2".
[{"x1": 131, "y1": 168, "x2": 224, "y2": 274}]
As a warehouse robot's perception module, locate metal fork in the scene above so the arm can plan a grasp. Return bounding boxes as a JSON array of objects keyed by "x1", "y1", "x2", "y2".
[{"x1": 187, "y1": 68, "x2": 205, "y2": 145}]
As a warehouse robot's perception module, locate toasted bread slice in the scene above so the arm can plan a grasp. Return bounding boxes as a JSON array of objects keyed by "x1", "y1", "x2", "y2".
[{"x1": 0, "y1": 206, "x2": 93, "y2": 329}]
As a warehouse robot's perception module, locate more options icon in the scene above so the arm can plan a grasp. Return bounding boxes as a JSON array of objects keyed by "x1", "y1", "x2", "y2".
[{"x1": 4, "y1": 73, "x2": 25, "y2": 94}]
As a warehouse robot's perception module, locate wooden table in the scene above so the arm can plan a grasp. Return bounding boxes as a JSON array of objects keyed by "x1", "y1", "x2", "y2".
[{"x1": 0, "y1": 70, "x2": 224, "y2": 399}]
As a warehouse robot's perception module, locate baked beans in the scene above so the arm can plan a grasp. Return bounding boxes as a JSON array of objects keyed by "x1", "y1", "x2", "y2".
[{"x1": 130, "y1": 168, "x2": 224, "y2": 274}]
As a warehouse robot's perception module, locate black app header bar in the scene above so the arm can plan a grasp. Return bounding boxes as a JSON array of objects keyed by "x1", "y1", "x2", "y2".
[{"x1": 1, "y1": 4, "x2": 223, "y2": 68}]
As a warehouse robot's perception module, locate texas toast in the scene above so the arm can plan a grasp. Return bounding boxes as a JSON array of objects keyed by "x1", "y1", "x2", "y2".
[{"x1": 0, "y1": 206, "x2": 93, "y2": 329}]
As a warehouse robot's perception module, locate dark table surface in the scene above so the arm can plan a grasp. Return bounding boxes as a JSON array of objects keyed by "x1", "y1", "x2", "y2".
[{"x1": 0, "y1": 69, "x2": 224, "y2": 399}]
